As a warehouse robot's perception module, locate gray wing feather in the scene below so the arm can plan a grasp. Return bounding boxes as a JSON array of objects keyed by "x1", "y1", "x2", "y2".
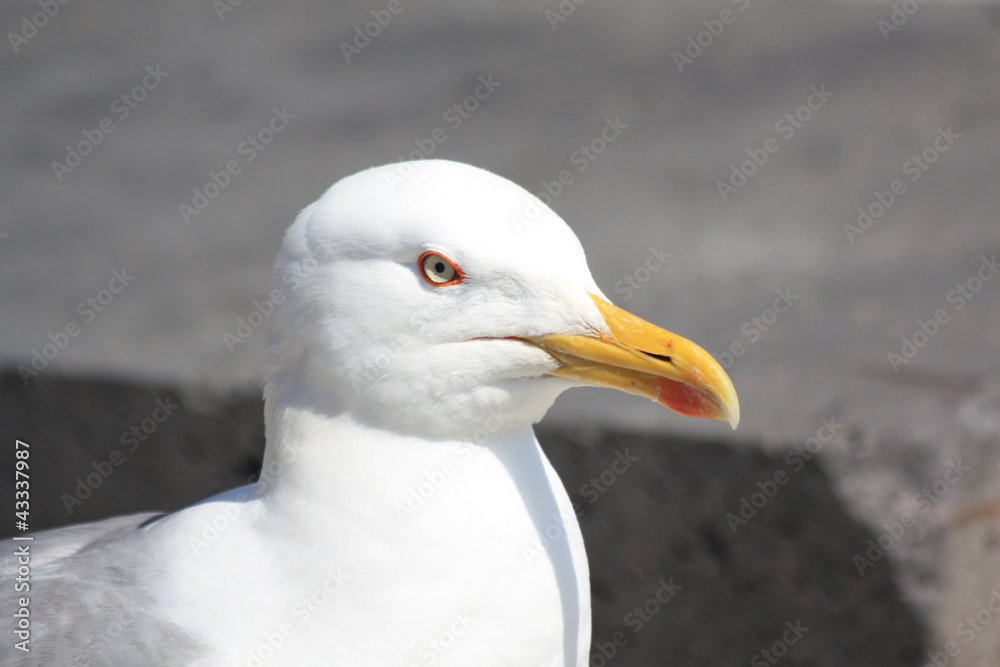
[{"x1": 1, "y1": 513, "x2": 207, "y2": 666}]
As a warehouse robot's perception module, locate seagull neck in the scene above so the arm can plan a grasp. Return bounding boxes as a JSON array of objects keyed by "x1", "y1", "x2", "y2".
[{"x1": 257, "y1": 380, "x2": 538, "y2": 512}]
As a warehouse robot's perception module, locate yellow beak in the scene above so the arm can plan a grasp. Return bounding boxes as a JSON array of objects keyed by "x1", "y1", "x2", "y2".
[{"x1": 526, "y1": 294, "x2": 740, "y2": 429}]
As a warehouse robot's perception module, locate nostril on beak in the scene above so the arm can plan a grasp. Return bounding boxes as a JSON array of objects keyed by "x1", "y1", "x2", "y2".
[{"x1": 641, "y1": 351, "x2": 672, "y2": 364}]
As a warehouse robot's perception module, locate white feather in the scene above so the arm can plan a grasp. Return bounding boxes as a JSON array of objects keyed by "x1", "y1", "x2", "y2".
[{"x1": 2, "y1": 160, "x2": 607, "y2": 666}]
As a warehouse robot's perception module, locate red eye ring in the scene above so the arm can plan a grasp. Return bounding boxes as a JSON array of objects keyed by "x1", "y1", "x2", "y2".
[{"x1": 418, "y1": 251, "x2": 464, "y2": 287}]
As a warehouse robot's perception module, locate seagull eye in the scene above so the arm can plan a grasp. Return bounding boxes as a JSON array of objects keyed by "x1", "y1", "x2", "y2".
[{"x1": 419, "y1": 251, "x2": 463, "y2": 286}]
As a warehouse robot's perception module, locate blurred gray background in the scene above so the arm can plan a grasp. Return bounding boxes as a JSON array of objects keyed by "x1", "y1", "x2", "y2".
[{"x1": 2, "y1": 0, "x2": 999, "y2": 664}]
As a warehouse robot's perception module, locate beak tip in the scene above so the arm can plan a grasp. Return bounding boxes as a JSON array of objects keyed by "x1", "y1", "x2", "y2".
[
  {"x1": 723, "y1": 389, "x2": 740, "y2": 430},
  {"x1": 711, "y1": 377, "x2": 740, "y2": 430},
  {"x1": 713, "y1": 399, "x2": 739, "y2": 430}
]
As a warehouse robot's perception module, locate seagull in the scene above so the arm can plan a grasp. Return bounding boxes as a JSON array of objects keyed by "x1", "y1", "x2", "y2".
[{"x1": 2, "y1": 159, "x2": 738, "y2": 667}]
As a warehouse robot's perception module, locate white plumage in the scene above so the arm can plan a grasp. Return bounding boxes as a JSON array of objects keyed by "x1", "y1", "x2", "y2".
[{"x1": 2, "y1": 160, "x2": 737, "y2": 666}]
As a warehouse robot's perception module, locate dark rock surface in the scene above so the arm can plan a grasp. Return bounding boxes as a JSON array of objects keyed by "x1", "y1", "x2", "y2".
[{"x1": 1, "y1": 371, "x2": 925, "y2": 665}]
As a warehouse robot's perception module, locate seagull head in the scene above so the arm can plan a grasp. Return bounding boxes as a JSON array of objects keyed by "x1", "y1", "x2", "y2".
[{"x1": 265, "y1": 159, "x2": 738, "y2": 441}]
